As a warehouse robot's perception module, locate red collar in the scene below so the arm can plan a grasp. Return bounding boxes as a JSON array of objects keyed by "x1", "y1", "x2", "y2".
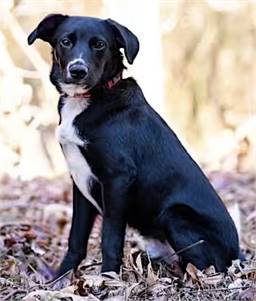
[{"x1": 63, "y1": 72, "x2": 122, "y2": 100}]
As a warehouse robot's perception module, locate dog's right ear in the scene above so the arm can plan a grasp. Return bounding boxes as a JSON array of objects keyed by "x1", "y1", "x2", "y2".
[{"x1": 27, "y1": 14, "x2": 68, "y2": 45}]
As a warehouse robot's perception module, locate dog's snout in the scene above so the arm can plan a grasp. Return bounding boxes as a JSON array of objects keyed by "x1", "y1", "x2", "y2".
[{"x1": 69, "y1": 63, "x2": 88, "y2": 80}]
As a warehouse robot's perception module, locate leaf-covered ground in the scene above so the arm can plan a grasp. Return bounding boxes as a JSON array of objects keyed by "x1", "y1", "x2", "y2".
[{"x1": 0, "y1": 171, "x2": 255, "y2": 301}]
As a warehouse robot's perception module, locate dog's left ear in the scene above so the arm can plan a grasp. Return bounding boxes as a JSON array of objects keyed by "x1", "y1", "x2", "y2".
[
  {"x1": 106, "y1": 19, "x2": 139, "y2": 64},
  {"x1": 28, "y1": 14, "x2": 68, "y2": 45}
]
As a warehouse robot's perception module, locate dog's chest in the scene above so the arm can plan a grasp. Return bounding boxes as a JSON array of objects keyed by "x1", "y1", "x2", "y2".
[
  {"x1": 56, "y1": 98, "x2": 102, "y2": 214},
  {"x1": 57, "y1": 99, "x2": 87, "y2": 146}
]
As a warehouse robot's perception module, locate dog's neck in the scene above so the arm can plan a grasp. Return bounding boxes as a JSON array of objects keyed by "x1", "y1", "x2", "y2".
[{"x1": 60, "y1": 72, "x2": 123, "y2": 100}]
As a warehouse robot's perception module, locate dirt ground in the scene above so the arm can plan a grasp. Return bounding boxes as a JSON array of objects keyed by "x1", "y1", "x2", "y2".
[{"x1": 0, "y1": 170, "x2": 255, "y2": 301}]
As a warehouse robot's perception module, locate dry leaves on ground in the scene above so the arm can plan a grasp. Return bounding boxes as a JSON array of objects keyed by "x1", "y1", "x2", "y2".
[{"x1": 0, "y1": 171, "x2": 255, "y2": 300}]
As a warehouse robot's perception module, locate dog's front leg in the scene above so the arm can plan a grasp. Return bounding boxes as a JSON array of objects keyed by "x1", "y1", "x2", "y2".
[
  {"x1": 101, "y1": 177, "x2": 130, "y2": 274},
  {"x1": 56, "y1": 181, "x2": 98, "y2": 277}
]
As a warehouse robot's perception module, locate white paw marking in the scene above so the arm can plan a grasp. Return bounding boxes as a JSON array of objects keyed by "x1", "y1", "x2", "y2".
[{"x1": 144, "y1": 238, "x2": 179, "y2": 264}]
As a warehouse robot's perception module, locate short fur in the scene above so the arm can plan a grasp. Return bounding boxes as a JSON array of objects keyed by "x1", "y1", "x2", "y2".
[{"x1": 28, "y1": 15, "x2": 240, "y2": 277}]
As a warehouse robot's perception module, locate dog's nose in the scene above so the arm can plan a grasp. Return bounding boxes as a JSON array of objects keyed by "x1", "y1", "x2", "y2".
[{"x1": 69, "y1": 64, "x2": 88, "y2": 80}]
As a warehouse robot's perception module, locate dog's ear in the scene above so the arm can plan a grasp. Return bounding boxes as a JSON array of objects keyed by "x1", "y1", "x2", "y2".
[
  {"x1": 28, "y1": 14, "x2": 68, "y2": 45},
  {"x1": 106, "y1": 19, "x2": 139, "y2": 64}
]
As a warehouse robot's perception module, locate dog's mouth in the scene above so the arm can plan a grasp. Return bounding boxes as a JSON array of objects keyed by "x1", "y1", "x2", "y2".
[
  {"x1": 59, "y1": 72, "x2": 122, "y2": 99},
  {"x1": 59, "y1": 83, "x2": 91, "y2": 99}
]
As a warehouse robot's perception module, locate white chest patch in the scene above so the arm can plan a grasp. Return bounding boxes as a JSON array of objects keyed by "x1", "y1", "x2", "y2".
[{"x1": 56, "y1": 97, "x2": 102, "y2": 214}]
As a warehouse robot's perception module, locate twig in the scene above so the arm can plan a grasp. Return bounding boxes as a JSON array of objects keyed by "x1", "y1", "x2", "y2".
[
  {"x1": 181, "y1": 285, "x2": 248, "y2": 292},
  {"x1": 161, "y1": 239, "x2": 205, "y2": 262},
  {"x1": 173, "y1": 240, "x2": 205, "y2": 257},
  {"x1": 0, "y1": 289, "x2": 27, "y2": 301},
  {"x1": 29, "y1": 261, "x2": 102, "y2": 290},
  {"x1": 45, "y1": 269, "x2": 72, "y2": 287}
]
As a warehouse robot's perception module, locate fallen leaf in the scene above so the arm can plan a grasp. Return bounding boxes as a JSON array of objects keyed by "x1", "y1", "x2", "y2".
[
  {"x1": 185, "y1": 263, "x2": 203, "y2": 286},
  {"x1": 147, "y1": 260, "x2": 158, "y2": 285}
]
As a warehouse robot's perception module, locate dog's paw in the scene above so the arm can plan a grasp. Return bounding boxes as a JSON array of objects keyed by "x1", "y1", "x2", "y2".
[
  {"x1": 101, "y1": 271, "x2": 120, "y2": 280},
  {"x1": 54, "y1": 251, "x2": 85, "y2": 279}
]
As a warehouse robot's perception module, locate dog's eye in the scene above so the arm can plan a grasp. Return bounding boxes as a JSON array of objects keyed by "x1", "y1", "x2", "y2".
[
  {"x1": 60, "y1": 38, "x2": 72, "y2": 48},
  {"x1": 92, "y1": 40, "x2": 106, "y2": 50}
]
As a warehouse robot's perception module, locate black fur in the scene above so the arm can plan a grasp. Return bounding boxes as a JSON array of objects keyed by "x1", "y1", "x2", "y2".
[{"x1": 28, "y1": 15, "x2": 240, "y2": 276}]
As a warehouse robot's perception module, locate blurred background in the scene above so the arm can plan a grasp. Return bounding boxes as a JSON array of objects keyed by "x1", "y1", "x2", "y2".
[
  {"x1": 0, "y1": 0, "x2": 255, "y2": 180},
  {"x1": 0, "y1": 3, "x2": 256, "y2": 297}
]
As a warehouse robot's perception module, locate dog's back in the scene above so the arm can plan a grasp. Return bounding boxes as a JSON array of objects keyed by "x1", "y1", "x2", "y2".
[{"x1": 75, "y1": 77, "x2": 240, "y2": 271}]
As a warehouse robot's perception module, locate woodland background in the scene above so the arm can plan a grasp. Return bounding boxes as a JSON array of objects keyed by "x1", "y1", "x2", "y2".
[
  {"x1": 0, "y1": 0, "x2": 255, "y2": 179},
  {"x1": 0, "y1": 1, "x2": 255, "y2": 300}
]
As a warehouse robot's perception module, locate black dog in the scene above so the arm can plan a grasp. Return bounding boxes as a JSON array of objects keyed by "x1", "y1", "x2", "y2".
[{"x1": 28, "y1": 15, "x2": 240, "y2": 276}]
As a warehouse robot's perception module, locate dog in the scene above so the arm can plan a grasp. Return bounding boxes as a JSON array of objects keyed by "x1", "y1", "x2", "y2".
[{"x1": 28, "y1": 14, "x2": 240, "y2": 277}]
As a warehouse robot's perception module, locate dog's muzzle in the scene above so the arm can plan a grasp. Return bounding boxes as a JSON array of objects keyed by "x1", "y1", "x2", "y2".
[{"x1": 68, "y1": 62, "x2": 88, "y2": 80}]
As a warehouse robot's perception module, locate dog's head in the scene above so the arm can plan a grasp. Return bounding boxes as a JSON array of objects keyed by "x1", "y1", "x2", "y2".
[{"x1": 28, "y1": 15, "x2": 139, "y2": 96}]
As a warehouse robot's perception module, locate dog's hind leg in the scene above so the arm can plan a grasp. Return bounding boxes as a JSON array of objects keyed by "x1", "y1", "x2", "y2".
[{"x1": 161, "y1": 205, "x2": 227, "y2": 272}]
